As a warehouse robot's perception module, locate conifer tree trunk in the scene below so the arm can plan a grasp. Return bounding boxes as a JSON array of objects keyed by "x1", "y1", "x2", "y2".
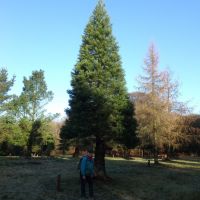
[
  {"x1": 153, "y1": 124, "x2": 159, "y2": 164},
  {"x1": 94, "y1": 137, "x2": 106, "y2": 178}
]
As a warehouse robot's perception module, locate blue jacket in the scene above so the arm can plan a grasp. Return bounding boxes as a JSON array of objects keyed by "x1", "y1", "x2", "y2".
[{"x1": 80, "y1": 155, "x2": 94, "y2": 176}]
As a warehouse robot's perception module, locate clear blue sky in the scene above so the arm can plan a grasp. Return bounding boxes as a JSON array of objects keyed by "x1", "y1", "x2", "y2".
[{"x1": 0, "y1": 0, "x2": 200, "y2": 119}]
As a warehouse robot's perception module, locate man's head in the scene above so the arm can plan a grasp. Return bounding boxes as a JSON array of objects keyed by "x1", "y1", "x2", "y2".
[{"x1": 81, "y1": 147, "x2": 88, "y2": 156}]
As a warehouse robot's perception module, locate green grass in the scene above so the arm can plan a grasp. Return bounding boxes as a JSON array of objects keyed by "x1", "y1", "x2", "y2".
[{"x1": 0, "y1": 156, "x2": 200, "y2": 200}]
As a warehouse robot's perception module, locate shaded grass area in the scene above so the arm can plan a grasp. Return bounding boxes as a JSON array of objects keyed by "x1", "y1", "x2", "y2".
[{"x1": 0, "y1": 156, "x2": 200, "y2": 200}]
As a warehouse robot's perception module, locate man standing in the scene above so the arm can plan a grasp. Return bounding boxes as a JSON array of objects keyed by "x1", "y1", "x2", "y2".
[{"x1": 80, "y1": 148, "x2": 94, "y2": 199}]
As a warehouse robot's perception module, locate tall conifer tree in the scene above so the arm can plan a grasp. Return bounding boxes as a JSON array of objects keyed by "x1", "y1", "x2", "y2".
[{"x1": 65, "y1": 0, "x2": 136, "y2": 176}]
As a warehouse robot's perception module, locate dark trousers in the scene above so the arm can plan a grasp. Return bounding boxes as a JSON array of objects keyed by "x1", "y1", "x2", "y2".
[{"x1": 80, "y1": 173, "x2": 94, "y2": 197}]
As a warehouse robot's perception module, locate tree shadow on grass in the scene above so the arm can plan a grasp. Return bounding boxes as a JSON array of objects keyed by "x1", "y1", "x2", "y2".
[
  {"x1": 47, "y1": 157, "x2": 200, "y2": 200},
  {"x1": 1, "y1": 156, "x2": 200, "y2": 200},
  {"x1": 163, "y1": 159, "x2": 200, "y2": 168},
  {"x1": 104, "y1": 158, "x2": 200, "y2": 200}
]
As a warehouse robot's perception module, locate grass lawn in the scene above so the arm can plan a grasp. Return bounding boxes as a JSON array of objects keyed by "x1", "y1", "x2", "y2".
[{"x1": 0, "y1": 156, "x2": 200, "y2": 200}]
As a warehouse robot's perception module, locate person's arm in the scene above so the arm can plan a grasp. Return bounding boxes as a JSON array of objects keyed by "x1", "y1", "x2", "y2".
[
  {"x1": 91, "y1": 159, "x2": 94, "y2": 177},
  {"x1": 80, "y1": 157, "x2": 86, "y2": 177}
]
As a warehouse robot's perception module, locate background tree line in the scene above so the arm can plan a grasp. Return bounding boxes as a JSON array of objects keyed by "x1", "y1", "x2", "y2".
[{"x1": 0, "y1": 69, "x2": 58, "y2": 156}]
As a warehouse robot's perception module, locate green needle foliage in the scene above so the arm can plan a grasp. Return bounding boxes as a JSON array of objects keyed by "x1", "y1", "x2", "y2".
[
  {"x1": 20, "y1": 70, "x2": 53, "y2": 122},
  {"x1": 19, "y1": 70, "x2": 55, "y2": 156},
  {"x1": 63, "y1": 0, "x2": 137, "y2": 176}
]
